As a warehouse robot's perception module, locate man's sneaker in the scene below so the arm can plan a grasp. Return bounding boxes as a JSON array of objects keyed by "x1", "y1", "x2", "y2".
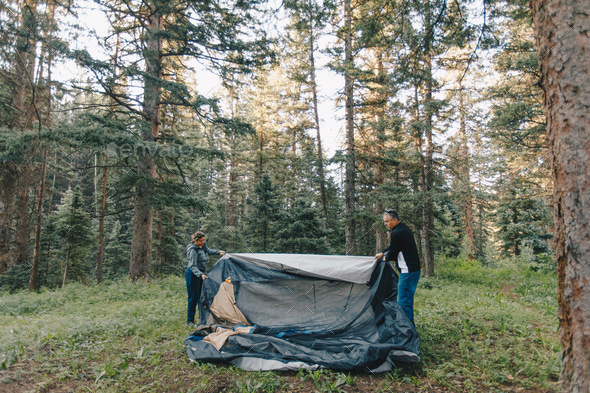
[{"x1": 186, "y1": 321, "x2": 196, "y2": 328}]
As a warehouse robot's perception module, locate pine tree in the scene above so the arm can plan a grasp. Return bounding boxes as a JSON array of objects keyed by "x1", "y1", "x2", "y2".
[
  {"x1": 74, "y1": 0, "x2": 272, "y2": 280},
  {"x1": 246, "y1": 174, "x2": 282, "y2": 252},
  {"x1": 487, "y1": 0, "x2": 552, "y2": 259},
  {"x1": 274, "y1": 200, "x2": 326, "y2": 254},
  {"x1": 103, "y1": 219, "x2": 131, "y2": 279},
  {"x1": 52, "y1": 187, "x2": 94, "y2": 286},
  {"x1": 283, "y1": 0, "x2": 335, "y2": 245}
]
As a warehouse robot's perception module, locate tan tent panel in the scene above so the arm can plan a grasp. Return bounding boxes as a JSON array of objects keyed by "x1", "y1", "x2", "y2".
[{"x1": 209, "y1": 281, "x2": 248, "y2": 325}]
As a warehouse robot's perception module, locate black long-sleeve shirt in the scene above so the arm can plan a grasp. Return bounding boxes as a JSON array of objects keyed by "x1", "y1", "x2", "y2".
[{"x1": 383, "y1": 222, "x2": 421, "y2": 273}]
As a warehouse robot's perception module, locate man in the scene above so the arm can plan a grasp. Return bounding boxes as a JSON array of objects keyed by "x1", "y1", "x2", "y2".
[{"x1": 375, "y1": 209, "x2": 421, "y2": 323}]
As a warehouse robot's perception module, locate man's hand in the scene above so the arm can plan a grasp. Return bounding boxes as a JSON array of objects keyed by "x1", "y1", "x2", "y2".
[
  {"x1": 375, "y1": 252, "x2": 384, "y2": 260},
  {"x1": 201, "y1": 274, "x2": 208, "y2": 280},
  {"x1": 220, "y1": 251, "x2": 226, "y2": 256}
]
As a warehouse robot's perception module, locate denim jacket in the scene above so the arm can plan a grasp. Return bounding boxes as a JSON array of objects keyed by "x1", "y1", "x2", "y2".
[{"x1": 186, "y1": 243, "x2": 220, "y2": 276}]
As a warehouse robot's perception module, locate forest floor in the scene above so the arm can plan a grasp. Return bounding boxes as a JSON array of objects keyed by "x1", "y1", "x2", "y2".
[{"x1": 0, "y1": 258, "x2": 559, "y2": 393}]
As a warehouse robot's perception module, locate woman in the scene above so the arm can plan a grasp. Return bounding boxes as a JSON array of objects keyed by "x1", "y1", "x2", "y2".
[{"x1": 185, "y1": 231, "x2": 225, "y2": 327}]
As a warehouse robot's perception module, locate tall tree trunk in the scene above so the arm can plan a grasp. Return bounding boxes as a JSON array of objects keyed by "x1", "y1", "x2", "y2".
[
  {"x1": 373, "y1": 50, "x2": 387, "y2": 253},
  {"x1": 97, "y1": 31, "x2": 120, "y2": 283},
  {"x1": 13, "y1": 0, "x2": 38, "y2": 131},
  {"x1": 12, "y1": 0, "x2": 39, "y2": 268},
  {"x1": 229, "y1": 134, "x2": 237, "y2": 230},
  {"x1": 309, "y1": 23, "x2": 329, "y2": 245},
  {"x1": 0, "y1": 169, "x2": 17, "y2": 272},
  {"x1": 458, "y1": 82, "x2": 475, "y2": 259},
  {"x1": 14, "y1": 168, "x2": 32, "y2": 266},
  {"x1": 421, "y1": 0, "x2": 435, "y2": 276},
  {"x1": 226, "y1": 91, "x2": 239, "y2": 235},
  {"x1": 531, "y1": 1, "x2": 590, "y2": 391},
  {"x1": 413, "y1": 85, "x2": 425, "y2": 261},
  {"x1": 155, "y1": 209, "x2": 163, "y2": 269},
  {"x1": 344, "y1": 0, "x2": 356, "y2": 255},
  {"x1": 129, "y1": 4, "x2": 162, "y2": 280},
  {"x1": 29, "y1": 153, "x2": 47, "y2": 291},
  {"x1": 29, "y1": 0, "x2": 56, "y2": 290}
]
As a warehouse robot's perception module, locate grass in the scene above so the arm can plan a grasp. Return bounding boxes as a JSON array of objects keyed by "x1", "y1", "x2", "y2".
[
  {"x1": 0, "y1": 258, "x2": 559, "y2": 392},
  {"x1": 415, "y1": 258, "x2": 559, "y2": 391}
]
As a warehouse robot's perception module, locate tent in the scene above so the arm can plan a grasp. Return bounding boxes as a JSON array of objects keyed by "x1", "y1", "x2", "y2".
[{"x1": 184, "y1": 253, "x2": 420, "y2": 372}]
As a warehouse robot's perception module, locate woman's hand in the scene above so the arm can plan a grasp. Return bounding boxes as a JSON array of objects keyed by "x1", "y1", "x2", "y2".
[
  {"x1": 220, "y1": 251, "x2": 226, "y2": 256},
  {"x1": 375, "y1": 252, "x2": 384, "y2": 260},
  {"x1": 201, "y1": 274, "x2": 208, "y2": 280}
]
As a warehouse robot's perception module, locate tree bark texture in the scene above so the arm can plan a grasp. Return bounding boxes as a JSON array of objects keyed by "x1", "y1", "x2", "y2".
[
  {"x1": 29, "y1": 154, "x2": 47, "y2": 291},
  {"x1": 344, "y1": 0, "x2": 356, "y2": 255},
  {"x1": 229, "y1": 133, "x2": 238, "y2": 231},
  {"x1": 12, "y1": 0, "x2": 38, "y2": 131},
  {"x1": 0, "y1": 168, "x2": 17, "y2": 273},
  {"x1": 531, "y1": 1, "x2": 590, "y2": 392},
  {"x1": 14, "y1": 167, "x2": 32, "y2": 266},
  {"x1": 373, "y1": 50, "x2": 387, "y2": 253},
  {"x1": 129, "y1": 5, "x2": 162, "y2": 280},
  {"x1": 10, "y1": 0, "x2": 39, "y2": 268}
]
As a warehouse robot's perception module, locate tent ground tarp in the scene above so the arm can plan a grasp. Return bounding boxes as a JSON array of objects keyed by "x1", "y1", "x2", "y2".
[{"x1": 185, "y1": 253, "x2": 420, "y2": 372}]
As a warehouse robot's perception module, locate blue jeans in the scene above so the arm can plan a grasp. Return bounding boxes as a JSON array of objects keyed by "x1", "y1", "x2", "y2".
[
  {"x1": 398, "y1": 270, "x2": 420, "y2": 323},
  {"x1": 186, "y1": 268, "x2": 203, "y2": 323}
]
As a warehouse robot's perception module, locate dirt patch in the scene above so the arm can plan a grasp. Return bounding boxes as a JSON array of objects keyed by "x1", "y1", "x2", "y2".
[{"x1": 500, "y1": 285, "x2": 521, "y2": 300}]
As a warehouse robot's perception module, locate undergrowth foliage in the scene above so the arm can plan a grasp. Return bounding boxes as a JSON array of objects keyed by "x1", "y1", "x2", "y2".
[{"x1": 0, "y1": 259, "x2": 559, "y2": 392}]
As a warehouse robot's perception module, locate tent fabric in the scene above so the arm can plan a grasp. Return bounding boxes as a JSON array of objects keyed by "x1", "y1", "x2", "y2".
[
  {"x1": 228, "y1": 253, "x2": 378, "y2": 284},
  {"x1": 203, "y1": 326, "x2": 256, "y2": 350},
  {"x1": 208, "y1": 281, "x2": 249, "y2": 325},
  {"x1": 185, "y1": 253, "x2": 420, "y2": 372}
]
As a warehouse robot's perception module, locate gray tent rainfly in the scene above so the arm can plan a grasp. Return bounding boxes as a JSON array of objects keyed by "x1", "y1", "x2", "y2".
[{"x1": 185, "y1": 253, "x2": 420, "y2": 372}]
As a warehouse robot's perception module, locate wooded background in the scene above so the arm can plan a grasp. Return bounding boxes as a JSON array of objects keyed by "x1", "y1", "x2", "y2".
[{"x1": 0, "y1": 0, "x2": 554, "y2": 289}]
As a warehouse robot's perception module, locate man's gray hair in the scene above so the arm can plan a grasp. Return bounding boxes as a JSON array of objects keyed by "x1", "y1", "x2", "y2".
[{"x1": 383, "y1": 209, "x2": 399, "y2": 220}]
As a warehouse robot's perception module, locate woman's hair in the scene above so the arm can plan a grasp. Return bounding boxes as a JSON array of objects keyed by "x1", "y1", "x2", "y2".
[
  {"x1": 383, "y1": 209, "x2": 399, "y2": 220},
  {"x1": 191, "y1": 231, "x2": 206, "y2": 243}
]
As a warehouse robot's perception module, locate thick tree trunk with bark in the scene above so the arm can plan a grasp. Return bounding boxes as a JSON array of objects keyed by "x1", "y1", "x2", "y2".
[
  {"x1": 344, "y1": 0, "x2": 356, "y2": 255},
  {"x1": 129, "y1": 5, "x2": 162, "y2": 280},
  {"x1": 12, "y1": 0, "x2": 38, "y2": 131},
  {"x1": 11, "y1": 0, "x2": 39, "y2": 268},
  {"x1": 0, "y1": 168, "x2": 17, "y2": 272},
  {"x1": 531, "y1": 1, "x2": 590, "y2": 391},
  {"x1": 14, "y1": 167, "x2": 32, "y2": 266}
]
